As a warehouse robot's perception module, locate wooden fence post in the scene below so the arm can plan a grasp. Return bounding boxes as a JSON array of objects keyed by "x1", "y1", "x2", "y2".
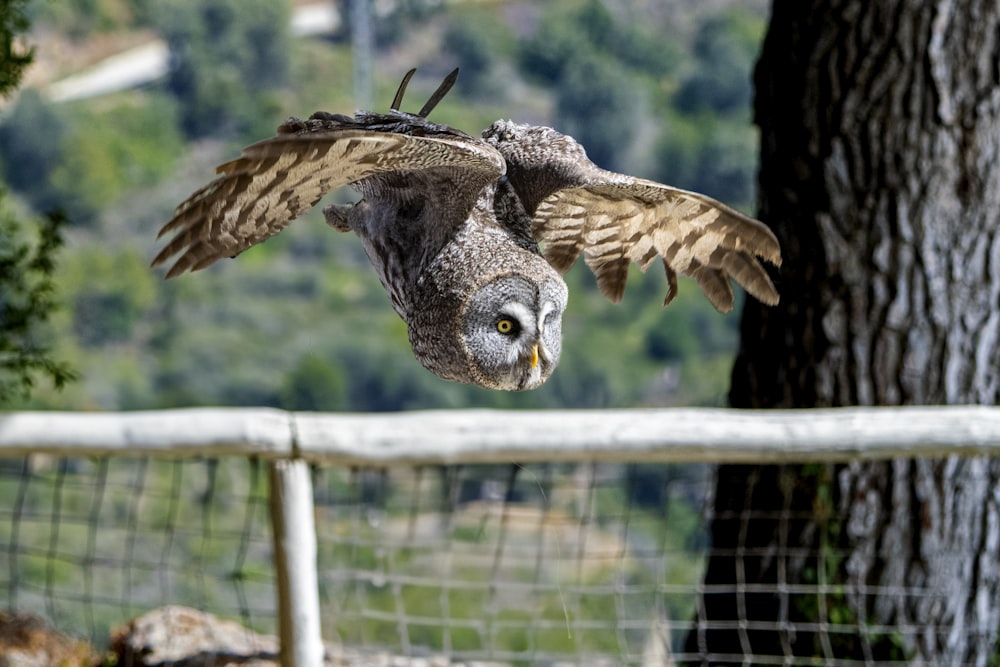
[{"x1": 270, "y1": 459, "x2": 324, "y2": 666}]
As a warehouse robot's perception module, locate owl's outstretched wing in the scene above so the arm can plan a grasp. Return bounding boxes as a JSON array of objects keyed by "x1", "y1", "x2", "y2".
[
  {"x1": 534, "y1": 179, "x2": 781, "y2": 311},
  {"x1": 484, "y1": 121, "x2": 780, "y2": 312},
  {"x1": 153, "y1": 116, "x2": 505, "y2": 279}
]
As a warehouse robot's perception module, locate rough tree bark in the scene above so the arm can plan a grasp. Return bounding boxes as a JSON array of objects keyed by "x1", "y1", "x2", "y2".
[{"x1": 685, "y1": 1, "x2": 1000, "y2": 664}]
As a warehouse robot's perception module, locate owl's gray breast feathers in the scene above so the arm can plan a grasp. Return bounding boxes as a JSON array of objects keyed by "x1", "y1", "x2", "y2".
[{"x1": 407, "y1": 219, "x2": 565, "y2": 390}]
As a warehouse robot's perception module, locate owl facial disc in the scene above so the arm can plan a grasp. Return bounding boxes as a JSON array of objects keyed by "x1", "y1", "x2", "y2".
[{"x1": 461, "y1": 274, "x2": 568, "y2": 391}]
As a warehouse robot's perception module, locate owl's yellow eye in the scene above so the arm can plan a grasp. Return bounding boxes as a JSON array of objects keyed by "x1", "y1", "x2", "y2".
[{"x1": 496, "y1": 318, "x2": 515, "y2": 334}]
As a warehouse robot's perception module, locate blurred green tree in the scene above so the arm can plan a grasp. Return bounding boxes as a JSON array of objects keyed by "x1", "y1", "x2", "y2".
[
  {"x1": 442, "y1": 10, "x2": 514, "y2": 99},
  {"x1": 675, "y1": 10, "x2": 765, "y2": 115},
  {"x1": 61, "y1": 247, "x2": 157, "y2": 347},
  {"x1": 0, "y1": 0, "x2": 31, "y2": 94},
  {"x1": 280, "y1": 353, "x2": 348, "y2": 411},
  {"x1": 521, "y1": 0, "x2": 678, "y2": 85},
  {"x1": 156, "y1": 0, "x2": 290, "y2": 137},
  {"x1": 29, "y1": 0, "x2": 155, "y2": 38},
  {"x1": 0, "y1": 203, "x2": 76, "y2": 403},
  {"x1": 0, "y1": 91, "x2": 184, "y2": 225},
  {"x1": 654, "y1": 112, "x2": 758, "y2": 210},
  {"x1": 555, "y1": 55, "x2": 637, "y2": 171},
  {"x1": 0, "y1": 0, "x2": 75, "y2": 404},
  {"x1": 0, "y1": 89, "x2": 68, "y2": 213}
]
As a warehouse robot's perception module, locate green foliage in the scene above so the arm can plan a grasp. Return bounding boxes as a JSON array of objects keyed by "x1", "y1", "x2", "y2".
[
  {"x1": 555, "y1": 55, "x2": 638, "y2": 171},
  {"x1": 442, "y1": 9, "x2": 515, "y2": 100},
  {"x1": 0, "y1": 0, "x2": 766, "y2": 412},
  {"x1": 59, "y1": 246, "x2": 157, "y2": 347},
  {"x1": 654, "y1": 111, "x2": 758, "y2": 209},
  {"x1": 675, "y1": 9, "x2": 766, "y2": 115},
  {"x1": 639, "y1": 273, "x2": 738, "y2": 365},
  {"x1": 29, "y1": 0, "x2": 154, "y2": 36},
  {"x1": 280, "y1": 353, "x2": 348, "y2": 411},
  {"x1": 0, "y1": 1, "x2": 76, "y2": 405},
  {"x1": 0, "y1": 0, "x2": 32, "y2": 95},
  {"x1": 0, "y1": 203, "x2": 76, "y2": 404},
  {"x1": 518, "y1": 8, "x2": 579, "y2": 84},
  {"x1": 367, "y1": 0, "x2": 439, "y2": 49},
  {"x1": 54, "y1": 94, "x2": 184, "y2": 224},
  {"x1": 519, "y1": 0, "x2": 686, "y2": 170},
  {"x1": 0, "y1": 91, "x2": 184, "y2": 225},
  {"x1": 0, "y1": 88, "x2": 68, "y2": 213},
  {"x1": 155, "y1": 0, "x2": 291, "y2": 138},
  {"x1": 521, "y1": 0, "x2": 679, "y2": 85}
]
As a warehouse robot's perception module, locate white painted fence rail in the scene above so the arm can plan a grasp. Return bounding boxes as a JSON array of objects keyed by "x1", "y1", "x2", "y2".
[
  {"x1": 2, "y1": 405, "x2": 998, "y2": 667},
  {"x1": 1, "y1": 405, "x2": 999, "y2": 463}
]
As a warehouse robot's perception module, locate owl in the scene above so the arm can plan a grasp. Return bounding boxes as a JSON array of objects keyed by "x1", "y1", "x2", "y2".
[{"x1": 153, "y1": 68, "x2": 780, "y2": 391}]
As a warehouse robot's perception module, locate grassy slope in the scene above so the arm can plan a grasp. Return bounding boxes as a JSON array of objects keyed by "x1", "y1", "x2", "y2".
[{"x1": 10, "y1": 0, "x2": 765, "y2": 412}]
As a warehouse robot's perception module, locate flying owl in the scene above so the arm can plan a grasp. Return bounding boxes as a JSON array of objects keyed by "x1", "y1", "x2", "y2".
[{"x1": 153, "y1": 68, "x2": 780, "y2": 391}]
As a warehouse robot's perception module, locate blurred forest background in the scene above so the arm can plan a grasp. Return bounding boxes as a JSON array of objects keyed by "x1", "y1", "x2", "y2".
[{"x1": 0, "y1": 0, "x2": 769, "y2": 412}]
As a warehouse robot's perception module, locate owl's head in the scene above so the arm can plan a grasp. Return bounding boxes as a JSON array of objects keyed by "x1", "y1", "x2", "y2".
[
  {"x1": 408, "y1": 246, "x2": 568, "y2": 391},
  {"x1": 458, "y1": 273, "x2": 568, "y2": 390}
]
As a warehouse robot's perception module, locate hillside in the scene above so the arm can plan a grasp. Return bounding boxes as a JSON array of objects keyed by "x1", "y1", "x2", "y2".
[{"x1": 1, "y1": 0, "x2": 768, "y2": 411}]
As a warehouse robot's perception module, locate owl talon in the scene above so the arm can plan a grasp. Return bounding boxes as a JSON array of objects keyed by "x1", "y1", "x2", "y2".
[{"x1": 322, "y1": 203, "x2": 353, "y2": 232}]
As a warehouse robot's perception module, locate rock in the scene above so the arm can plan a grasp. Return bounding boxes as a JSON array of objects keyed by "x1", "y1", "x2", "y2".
[
  {"x1": 0, "y1": 611, "x2": 96, "y2": 667},
  {"x1": 108, "y1": 605, "x2": 279, "y2": 667},
  {"x1": 108, "y1": 605, "x2": 518, "y2": 667},
  {"x1": 2, "y1": 605, "x2": 521, "y2": 667}
]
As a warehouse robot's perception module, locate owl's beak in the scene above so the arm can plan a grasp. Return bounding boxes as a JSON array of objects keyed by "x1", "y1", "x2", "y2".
[{"x1": 530, "y1": 344, "x2": 539, "y2": 369}]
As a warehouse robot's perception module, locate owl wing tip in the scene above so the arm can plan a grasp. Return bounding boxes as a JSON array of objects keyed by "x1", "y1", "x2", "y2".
[
  {"x1": 755, "y1": 284, "x2": 781, "y2": 306},
  {"x1": 739, "y1": 264, "x2": 781, "y2": 307},
  {"x1": 661, "y1": 260, "x2": 679, "y2": 307},
  {"x1": 600, "y1": 282, "x2": 626, "y2": 304},
  {"x1": 715, "y1": 302, "x2": 735, "y2": 314},
  {"x1": 162, "y1": 263, "x2": 185, "y2": 280},
  {"x1": 752, "y1": 235, "x2": 782, "y2": 267}
]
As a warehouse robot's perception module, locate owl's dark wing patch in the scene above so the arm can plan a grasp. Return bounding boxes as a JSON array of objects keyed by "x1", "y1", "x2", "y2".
[
  {"x1": 153, "y1": 127, "x2": 505, "y2": 279},
  {"x1": 483, "y1": 120, "x2": 780, "y2": 312}
]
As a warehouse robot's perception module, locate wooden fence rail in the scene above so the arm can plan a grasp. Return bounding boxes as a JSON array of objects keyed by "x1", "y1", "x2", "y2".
[
  {"x1": 1, "y1": 405, "x2": 999, "y2": 463},
  {"x1": 2, "y1": 405, "x2": 998, "y2": 666}
]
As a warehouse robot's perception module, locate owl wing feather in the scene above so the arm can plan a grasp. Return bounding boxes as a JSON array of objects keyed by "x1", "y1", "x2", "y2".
[
  {"x1": 153, "y1": 124, "x2": 505, "y2": 279},
  {"x1": 533, "y1": 178, "x2": 781, "y2": 311},
  {"x1": 484, "y1": 121, "x2": 780, "y2": 312}
]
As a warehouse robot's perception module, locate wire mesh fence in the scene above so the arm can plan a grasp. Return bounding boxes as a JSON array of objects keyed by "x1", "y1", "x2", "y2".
[
  {"x1": 0, "y1": 456, "x2": 276, "y2": 642},
  {"x1": 1, "y1": 407, "x2": 999, "y2": 665},
  {"x1": 0, "y1": 455, "x2": 712, "y2": 663},
  {"x1": 312, "y1": 462, "x2": 711, "y2": 665}
]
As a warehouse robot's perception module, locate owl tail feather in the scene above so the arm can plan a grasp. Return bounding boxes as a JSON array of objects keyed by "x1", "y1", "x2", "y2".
[
  {"x1": 390, "y1": 69, "x2": 416, "y2": 111},
  {"x1": 418, "y1": 68, "x2": 460, "y2": 117},
  {"x1": 388, "y1": 67, "x2": 460, "y2": 118}
]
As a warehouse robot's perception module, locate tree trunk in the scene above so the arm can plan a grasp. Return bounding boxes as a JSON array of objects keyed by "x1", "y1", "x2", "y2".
[{"x1": 686, "y1": 1, "x2": 1000, "y2": 664}]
